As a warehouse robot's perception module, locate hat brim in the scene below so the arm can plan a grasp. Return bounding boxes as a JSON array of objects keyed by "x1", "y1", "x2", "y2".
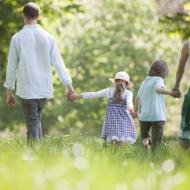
[{"x1": 109, "y1": 78, "x2": 134, "y2": 89}]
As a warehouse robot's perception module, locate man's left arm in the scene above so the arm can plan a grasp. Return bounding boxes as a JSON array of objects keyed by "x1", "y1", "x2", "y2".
[{"x1": 50, "y1": 39, "x2": 75, "y2": 97}]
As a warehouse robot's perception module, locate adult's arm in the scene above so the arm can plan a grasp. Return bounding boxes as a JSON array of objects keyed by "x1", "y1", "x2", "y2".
[
  {"x1": 173, "y1": 42, "x2": 189, "y2": 91},
  {"x1": 50, "y1": 38, "x2": 74, "y2": 93},
  {"x1": 4, "y1": 37, "x2": 19, "y2": 108},
  {"x1": 4, "y1": 37, "x2": 19, "y2": 90}
]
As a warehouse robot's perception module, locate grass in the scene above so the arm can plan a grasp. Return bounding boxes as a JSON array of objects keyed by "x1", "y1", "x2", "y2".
[{"x1": 0, "y1": 135, "x2": 189, "y2": 190}]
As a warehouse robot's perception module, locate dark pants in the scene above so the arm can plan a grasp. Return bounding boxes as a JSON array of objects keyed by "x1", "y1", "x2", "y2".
[
  {"x1": 21, "y1": 98, "x2": 47, "y2": 142},
  {"x1": 139, "y1": 121, "x2": 165, "y2": 150}
]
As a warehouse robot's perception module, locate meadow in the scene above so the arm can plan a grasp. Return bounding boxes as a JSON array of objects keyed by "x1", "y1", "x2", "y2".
[
  {"x1": 1, "y1": 1, "x2": 190, "y2": 189},
  {"x1": 0, "y1": 135, "x2": 189, "y2": 190}
]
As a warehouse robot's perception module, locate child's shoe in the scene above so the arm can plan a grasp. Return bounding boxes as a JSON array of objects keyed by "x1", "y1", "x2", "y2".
[{"x1": 142, "y1": 138, "x2": 151, "y2": 149}]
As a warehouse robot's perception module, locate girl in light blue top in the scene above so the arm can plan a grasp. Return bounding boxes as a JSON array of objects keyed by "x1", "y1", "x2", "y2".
[{"x1": 134, "y1": 60, "x2": 180, "y2": 150}]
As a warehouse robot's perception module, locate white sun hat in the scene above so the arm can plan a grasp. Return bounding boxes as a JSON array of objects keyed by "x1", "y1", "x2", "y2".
[{"x1": 109, "y1": 71, "x2": 134, "y2": 88}]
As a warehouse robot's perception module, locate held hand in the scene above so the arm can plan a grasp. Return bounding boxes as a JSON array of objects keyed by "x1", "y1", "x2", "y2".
[
  {"x1": 132, "y1": 112, "x2": 139, "y2": 118},
  {"x1": 129, "y1": 109, "x2": 138, "y2": 118},
  {"x1": 172, "y1": 85, "x2": 180, "y2": 93},
  {"x1": 170, "y1": 90, "x2": 181, "y2": 98},
  {"x1": 67, "y1": 87, "x2": 75, "y2": 95},
  {"x1": 67, "y1": 84, "x2": 75, "y2": 102},
  {"x1": 6, "y1": 91, "x2": 16, "y2": 108},
  {"x1": 68, "y1": 93, "x2": 78, "y2": 102}
]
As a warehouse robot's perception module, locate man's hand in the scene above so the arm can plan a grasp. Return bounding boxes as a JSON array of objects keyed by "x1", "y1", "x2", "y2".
[
  {"x1": 172, "y1": 85, "x2": 180, "y2": 93},
  {"x1": 6, "y1": 90, "x2": 16, "y2": 108},
  {"x1": 66, "y1": 84, "x2": 75, "y2": 102},
  {"x1": 68, "y1": 93, "x2": 77, "y2": 102},
  {"x1": 170, "y1": 90, "x2": 181, "y2": 98},
  {"x1": 171, "y1": 86, "x2": 181, "y2": 98}
]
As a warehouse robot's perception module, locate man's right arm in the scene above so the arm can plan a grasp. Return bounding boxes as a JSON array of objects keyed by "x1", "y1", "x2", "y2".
[
  {"x1": 4, "y1": 37, "x2": 19, "y2": 90},
  {"x1": 173, "y1": 42, "x2": 189, "y2": 91},
  {"x1": 4, "y1": 37, "x2": 18, "y2": 108}
]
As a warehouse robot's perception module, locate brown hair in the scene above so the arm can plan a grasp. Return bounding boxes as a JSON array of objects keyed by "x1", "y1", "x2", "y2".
[
  {"x1": 148, "y1": 60, "x2": 168, "y2": 79},
  {"x1": 112, "y1": 80, "x2": 127, "y2": 103},
  {"x1": 23, "y1": 2, "x2": 40, "y2": 20}
]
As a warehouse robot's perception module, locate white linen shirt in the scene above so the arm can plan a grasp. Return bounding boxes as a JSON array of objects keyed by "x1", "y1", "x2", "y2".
[
  {"x1": 82, "y1": 87, "x2": 134, "y2": 110},
  {"x1": 4, "y1": 24, "x2": 72, "y2": 99}
]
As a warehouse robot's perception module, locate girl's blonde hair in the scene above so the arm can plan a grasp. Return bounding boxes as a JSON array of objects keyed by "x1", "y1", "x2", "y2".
[{"x1": 112, "y1": 79, "x2": 127, "y2": 103}]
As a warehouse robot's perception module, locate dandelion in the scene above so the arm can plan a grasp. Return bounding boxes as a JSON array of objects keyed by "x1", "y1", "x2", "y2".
[
  {"x1": 162, "y1": 159, "x2": 175, "y2": 173},
  {"x1": 57, "y1": 115, "x2": 64, "y2": 122},
  {"x1": 72, "y1": 143, "x2": 85, "y2": 157}
]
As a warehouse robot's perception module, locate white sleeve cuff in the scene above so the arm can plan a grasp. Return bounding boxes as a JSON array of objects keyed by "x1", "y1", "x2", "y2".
[
  {"x1": 3, "y1": 82, "x2": 15, "y2": 90},
  {"x1": 63, "y1": 79, "x2": 72, "y2": 85}
]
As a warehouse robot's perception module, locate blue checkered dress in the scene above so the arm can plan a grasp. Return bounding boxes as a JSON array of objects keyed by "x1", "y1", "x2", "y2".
[{"x1": 101, "y1": 97, "x2": 136, "y2": 144}]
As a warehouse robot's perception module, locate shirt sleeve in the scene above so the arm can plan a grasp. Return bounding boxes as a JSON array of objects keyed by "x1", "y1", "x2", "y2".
[
  {"x1": 155, "y1": 77, "x2": 165, "y2": 88},
  {"x1": 126, "y1": 90, "x2": 134, "y2": 110},
  {"x1": 50, "y1": 38, "x2": 72, "y2": 85},
  {"x1": 82, "y1": 88, "x2": 109, "y2": 99},
  {"x1": 4, "y1": 37, "x2": 19, "y2": 90}
]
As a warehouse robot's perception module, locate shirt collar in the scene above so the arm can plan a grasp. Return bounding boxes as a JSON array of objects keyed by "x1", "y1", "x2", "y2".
[{"x1": 23, "y1": 24, "x2": 40, "y2": 29}]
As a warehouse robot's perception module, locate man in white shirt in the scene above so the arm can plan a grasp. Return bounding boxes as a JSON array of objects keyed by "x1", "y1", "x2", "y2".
[{"x1": 4, "y1": 2, "x2": 74, "y2": 142}]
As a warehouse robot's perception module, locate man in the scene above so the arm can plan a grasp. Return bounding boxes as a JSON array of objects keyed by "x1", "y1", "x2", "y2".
[
  {"x1": 173, "y1": 41, "x2": 190, "y2": 149},
  {"x1": 4, "y1": 2, "x2": 74, "y2": 142}
]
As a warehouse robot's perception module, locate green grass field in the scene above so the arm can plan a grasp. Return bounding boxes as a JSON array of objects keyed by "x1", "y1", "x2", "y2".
[{"x1": 0, "y1": 135, "x2": 189, "y2": 190}]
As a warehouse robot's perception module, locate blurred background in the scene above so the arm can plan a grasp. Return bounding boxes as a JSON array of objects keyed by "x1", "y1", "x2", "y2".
[{"x1": 0, "y1": 0, "x2": 190, "y2": 138}]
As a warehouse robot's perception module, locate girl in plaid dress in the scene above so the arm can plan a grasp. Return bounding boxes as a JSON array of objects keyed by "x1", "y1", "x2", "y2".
[{"x1": 69, "y1": 71, "x2": 137, "y2": 145}]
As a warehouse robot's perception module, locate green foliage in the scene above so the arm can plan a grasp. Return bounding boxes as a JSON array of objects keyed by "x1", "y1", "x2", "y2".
[
  {"x1": 159, "y1": 12, "x2": 190, "y2": 39},
  {"x1": 159, "y1": 2, "x2": 190, "y2": 39},
  {"x1": 0, "y1": 136, "x2": 189, "y2": 190}
]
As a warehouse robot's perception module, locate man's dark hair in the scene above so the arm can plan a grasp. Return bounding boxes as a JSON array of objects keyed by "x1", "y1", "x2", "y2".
[
  {"x1": 23, "y1": 2, "x2": 40, "y2": 19},
  {"x1": 148, "y1": 60, "x2": 168, "y2": 79}
]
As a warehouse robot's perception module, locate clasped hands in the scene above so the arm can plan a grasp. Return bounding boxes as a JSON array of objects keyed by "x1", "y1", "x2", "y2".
[
  {"x1": 171, "y1": 87, "x2": 181, "y2": 98},
  {"x1": 67, "y1": 86, "x2": 78, "y2": 102}
]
